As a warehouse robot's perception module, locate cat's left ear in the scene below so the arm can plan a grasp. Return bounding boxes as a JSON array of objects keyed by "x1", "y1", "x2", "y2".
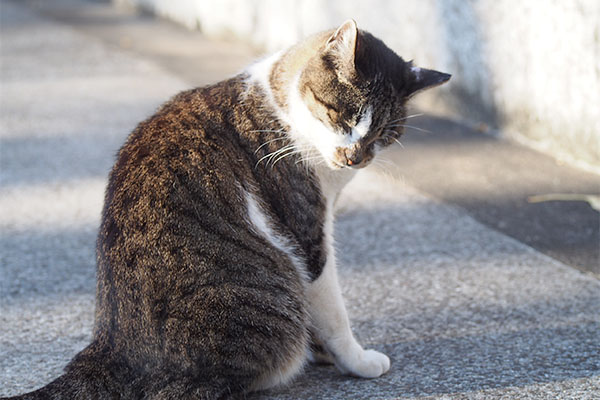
[
  {"x1": 406, "y1": 65, "x2": 451, "y2": 97},
  {"x1": 325, "y1": 19, "x2": 359, "y2": 75}
]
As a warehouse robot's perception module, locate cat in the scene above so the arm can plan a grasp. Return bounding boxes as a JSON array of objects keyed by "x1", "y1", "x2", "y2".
[{"x1": 8, "y1": 19, "x2": 449, "y2": 400}]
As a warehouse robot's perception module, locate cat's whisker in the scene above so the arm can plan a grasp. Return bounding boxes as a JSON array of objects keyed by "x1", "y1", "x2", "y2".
[
  {"x1": 374, "y1": 155, "x2": 399, "y2": 170},
  {"x1": 387, "y1": 113, "x2": 424, "y2": 124},
  {"x1": 385, "y1": 124, "x2": 431, "y2": 134},
  {"x1": 254, "y1": 136, "x2": 289, "y2": 154},
  {"x1": 379, "y1": 158, "x2": 397, "y2": 167},
  {"x1": 271, "y1": 146, "x2": 316, "y2": 168},
  {"x1": 296, "y1": 153, "x2": 322, "y2": 161},
  {"x1": 270, "y1": 149, "x2": 301, "y2": 168},
  {"x1": 249, "y1": 129, "x2": 286, "y2": 134},
  {"x1": 266, "y1": 145, "x2": 298, "y2": 166},
  {"x1": 371, "y1": 159, "x2": 391, "y2": 172},
  {"x1": 392, "y1": 137, "x2": 404, "y2": 148},
  {"x1": 371, "y1": 159, "x2": 402, "y2": 181},
  {"x1": 295, "y1": 155, "x2": 324, "y2": 165},
  {"x1": 381, "y1": 129, "x2": 404, "y2": 148},
  {"x1": 256, "y1": 143, "x2": 296, "y2": 167},
  {"x1": 388, "y1": 113, "x2": 425, "y2": 124},
  {"x1": 265, "y1": 144, "x2": 313, "y2": 168}
]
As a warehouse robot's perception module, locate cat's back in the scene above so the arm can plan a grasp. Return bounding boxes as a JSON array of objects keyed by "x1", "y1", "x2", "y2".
[
  {"x1": 103, "y1": 76, "x2": 260, "y2": 219},
  {"x1": 93, "y1": 73, "x2": 310, "y2": 368},
  {"x1": 117, "y1": 76, "x2": 248, "y2": 171}
]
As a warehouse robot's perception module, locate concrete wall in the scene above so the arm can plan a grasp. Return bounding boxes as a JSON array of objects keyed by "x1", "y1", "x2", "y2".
[{"x1": 116, "y1": 0, "x2": 600, "y2": 173}]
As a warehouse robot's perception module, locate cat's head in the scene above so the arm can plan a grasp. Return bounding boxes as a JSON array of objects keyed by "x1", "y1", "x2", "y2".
[{"x1": 287, "y1": 20, "x2": 450, "y2": 170}]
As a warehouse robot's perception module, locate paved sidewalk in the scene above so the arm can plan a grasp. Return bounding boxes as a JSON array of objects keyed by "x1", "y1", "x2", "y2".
[{"x1": 1, "y1": 1, "x2": 599, "y2": 399}]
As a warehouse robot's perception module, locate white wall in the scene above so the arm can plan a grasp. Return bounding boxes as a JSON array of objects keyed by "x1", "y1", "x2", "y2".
[{"x1": 116, "y1": 0, "x2": 600, "y2": 173}]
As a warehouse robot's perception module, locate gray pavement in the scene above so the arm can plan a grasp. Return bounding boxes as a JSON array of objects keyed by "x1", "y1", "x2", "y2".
[
  {"x1": 1, "y1": 1, "x2": 599, "y2": 399},
  {"x1": 388, "y1": 117, "x2": 600, "y2": 276}
]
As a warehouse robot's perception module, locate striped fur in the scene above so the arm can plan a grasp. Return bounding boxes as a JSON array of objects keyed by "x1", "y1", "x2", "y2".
[{"x1": 10, "y1": 20, "x2": 449, "y2": 399}]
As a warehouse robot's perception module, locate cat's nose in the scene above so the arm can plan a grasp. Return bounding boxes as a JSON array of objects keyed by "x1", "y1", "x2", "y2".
[
  {"x1": 335, "y1": 146, "x2": 366, "y2": 168},
  {"x1": 344, "y1": 148, "x2": 363, "y2": 167},
  {"x1": 346, "y1": 158, "x2": 361, "y2": 166}
]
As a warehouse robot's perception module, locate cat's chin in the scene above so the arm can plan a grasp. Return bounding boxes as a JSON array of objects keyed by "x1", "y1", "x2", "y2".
[
  {"x1": 348, "y1": 161, "x2": 372, "y2": 170},
  {"x1": 327, "y1": 163, "x2": 368, "y2": 171},
  {"x1": 328, "y1": 159, "x2": 372, "y2": 170},
  {"x1": 326, "y1": 160, "x2": 352, "y2": 170}
]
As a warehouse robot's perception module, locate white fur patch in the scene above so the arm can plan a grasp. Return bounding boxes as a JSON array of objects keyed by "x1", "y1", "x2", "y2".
[
  {"x1": 349, "y1": 107, "x2": 373, "y2": 142},
  {"x1": 411, "y1": 66, "x2": 422, "y2": 79},
  {"x1": 245, "y1": 51, "x2": 282, "y2": 92},
  {"x1": 245, "y1": 54, "x2": 334, "y2": 168},
  {"x1": 244, "y1": 53, "x2": 356, "y2": 204},
  {"x1": 287, "y1": 74, "x2": 344, "y2": 166},
  {"x1": 286, "y1": 75, "x2": 374, "y2": 169},
  {"x1": 244, "y1": 190, "x2": 308, "y2": 282},
  {"x1": 242, "y1": 184, "x2": 310, "y2": 389},
  {"x1": 245, "y1": 51, "x2": 374, "y2": 172},
  {"x1": 244, "y1": 51, "x2": 287, "y2": 122},
  {"x1": 306, "y1": 198, "x2": 390, "y2": 379}
]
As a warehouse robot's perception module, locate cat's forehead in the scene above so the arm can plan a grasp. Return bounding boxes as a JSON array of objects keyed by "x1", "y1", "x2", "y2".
[{"x1": 354, "y1": 31, "x2": 410, "y2": 91}]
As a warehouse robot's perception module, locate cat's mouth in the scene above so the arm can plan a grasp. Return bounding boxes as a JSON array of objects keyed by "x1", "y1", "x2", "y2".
[
  {"x1": 330, "y1": 158, "x2": 371, "y2": 170},
  {"x1": 330, "y1": 146, "x2": 374, "y2": 170}
]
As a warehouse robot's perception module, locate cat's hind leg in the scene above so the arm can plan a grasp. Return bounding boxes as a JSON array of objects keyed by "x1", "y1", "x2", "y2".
[
  {"x1": 307, "y1": 331, "x2": 335, "y2": 365},
  {"x1": 145, "y1": 297, "x2": 309, "y2": 399},
  {"x1": 151, "y1": 261, "x2": 310, "y2": 397},
  {"x1": 222, "y1": 267, "x2": 310, "y2": 392},
  {"x1": 250, "y1": 335, "x2": 308, "y2": 391}
]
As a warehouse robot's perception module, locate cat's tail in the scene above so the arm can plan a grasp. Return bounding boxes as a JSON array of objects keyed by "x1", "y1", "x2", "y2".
[
  {"x1": 5, "y1": 346, "x2": 238, "y2": 400},
  {"x1": 6, "y1": 367, "x2": 237, "y2": 400},
  {"x1": 5, "y1": 365, "x2": 124, "y2": 400},
  {"x1": 4, "y1": 344, "x2": 136, "y2": 400}
]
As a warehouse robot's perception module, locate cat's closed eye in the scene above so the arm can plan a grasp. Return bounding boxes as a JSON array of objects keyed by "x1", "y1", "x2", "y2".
[{"x1": 326, "y1": 108, "x2": 341, "y2": 126}]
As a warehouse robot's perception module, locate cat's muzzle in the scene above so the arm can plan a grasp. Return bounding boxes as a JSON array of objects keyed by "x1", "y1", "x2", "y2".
[{"x1": 334, "y1": 145, "x2": 374, "y2": 169}]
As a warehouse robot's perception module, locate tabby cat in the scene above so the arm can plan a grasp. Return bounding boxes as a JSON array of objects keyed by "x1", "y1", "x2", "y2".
[{"x1": 10, "y1": 20, "x2": 449, "y2": 399}]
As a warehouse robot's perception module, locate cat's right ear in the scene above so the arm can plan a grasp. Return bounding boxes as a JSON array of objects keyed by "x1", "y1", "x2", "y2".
[
  {"x1": 324, "y1": 19, "x2": 359, "y2": 78},
  {"x1": 406, "y1": 64, "x2": 452, "y2": 97}
]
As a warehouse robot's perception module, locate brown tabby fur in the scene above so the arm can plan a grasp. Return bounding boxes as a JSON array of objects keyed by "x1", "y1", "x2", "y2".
[{"x1": 8, "y1": 21, "x2": 449, "y2": 400}]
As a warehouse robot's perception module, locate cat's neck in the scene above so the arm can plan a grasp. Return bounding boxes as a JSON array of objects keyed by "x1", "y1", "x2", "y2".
[
  {"x1": 245, "y1": 30, "x2": 332, "y2": 113},
  {"x1": 268, "y1": 31, "x2": 331, "y2": 111}
]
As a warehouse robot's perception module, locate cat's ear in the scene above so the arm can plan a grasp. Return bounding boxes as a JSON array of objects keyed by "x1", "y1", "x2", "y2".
[
  {"x1": 406, "y1": 65, "x2": 451, "y2": 97},
  {"x1": 324, "y1": 19, "x2": 359, "y2": 74}
]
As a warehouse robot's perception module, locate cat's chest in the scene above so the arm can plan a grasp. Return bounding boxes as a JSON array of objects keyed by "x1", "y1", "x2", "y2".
[{"x1": 314, "y1": 165, "x2": 356, "y2": 202}]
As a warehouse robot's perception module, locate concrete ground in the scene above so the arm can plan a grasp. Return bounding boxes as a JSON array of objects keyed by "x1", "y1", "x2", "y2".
[{"x1": 1, "y1": 0, "x2": 599, "y2": 399}]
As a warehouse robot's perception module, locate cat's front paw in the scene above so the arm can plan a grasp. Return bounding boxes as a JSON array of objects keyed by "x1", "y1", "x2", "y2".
[{"x1": 337, "y1": 349, "x2": 390, "y2": 378}]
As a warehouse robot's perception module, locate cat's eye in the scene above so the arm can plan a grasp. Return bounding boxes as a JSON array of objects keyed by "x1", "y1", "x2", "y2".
[{"x1": 327, "y1": 109, "x2": 340, "y2": 124}]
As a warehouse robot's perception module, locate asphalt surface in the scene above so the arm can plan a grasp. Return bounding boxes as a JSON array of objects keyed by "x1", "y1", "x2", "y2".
[
  {"x1": 1, "y1": 1, "x2": 599, "y2": 399},
  {"x1": 390, "y1": 117, "x2": 600, "y2": 275}
]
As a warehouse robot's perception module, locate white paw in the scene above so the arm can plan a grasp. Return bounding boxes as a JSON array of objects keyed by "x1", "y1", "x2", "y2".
[{"x1": 336, "y1": 349, "x2": 390, "y2": 378}]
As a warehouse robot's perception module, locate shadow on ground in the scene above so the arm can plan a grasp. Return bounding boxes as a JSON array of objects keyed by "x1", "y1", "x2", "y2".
[{"x1": 385, "y1": 116, "x2": 600, "y2": 275}]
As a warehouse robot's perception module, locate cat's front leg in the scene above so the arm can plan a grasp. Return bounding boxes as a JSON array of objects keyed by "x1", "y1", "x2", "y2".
[{"x1": 307, "y1": 258, "x2": 390, "y2": 378}]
